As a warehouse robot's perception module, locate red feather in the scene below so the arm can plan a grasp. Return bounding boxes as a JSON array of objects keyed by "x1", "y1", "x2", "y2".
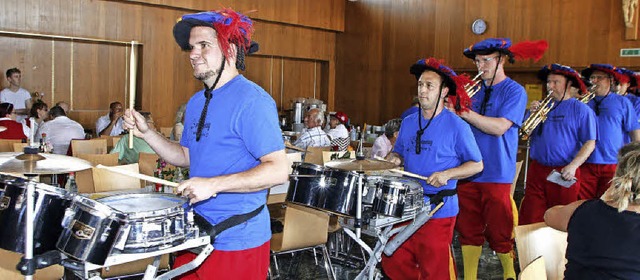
[
  {"x1": 212, "y1": 8, "x2": 254, "y2": 61},
  {"x1": 509, "y1": 40, "x2": 549, "y2": 62},
  {"x1": 451, "y1": 74, "x2": 473, "y2": 113}
]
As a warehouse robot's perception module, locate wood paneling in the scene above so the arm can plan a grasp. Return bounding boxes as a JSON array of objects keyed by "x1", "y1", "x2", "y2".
[
  {"x1": 0, "y1": 0, "x2": 337, "y2": 129},
  {"x1": 336, "y1": 0, "x2": 640, "y2": 125}
]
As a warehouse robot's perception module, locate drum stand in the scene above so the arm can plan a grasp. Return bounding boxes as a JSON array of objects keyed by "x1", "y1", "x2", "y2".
[{"x1": 22, "y1": 176, "x2": 38, "y2": 280}]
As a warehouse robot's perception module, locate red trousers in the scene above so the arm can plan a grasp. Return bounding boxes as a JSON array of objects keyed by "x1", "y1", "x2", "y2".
[
  {"x1": 381, "y1": 217, "x2": 457, "y2": 280},
  {"x1": 456, "y1": 182, "x2": 516, "y2": 253},
  {"x1": 173, "y1": 241, "x2": 270, "y2": 280},
  {"x1": 519, "y1": 160, "x2": 581, "y2": 225},
  {"x1": 578, "y1": 163, "x2": 616, "y2": 199}
]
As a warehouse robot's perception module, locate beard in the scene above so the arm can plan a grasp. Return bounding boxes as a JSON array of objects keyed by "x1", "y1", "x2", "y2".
[{"x1": 194, "y1": 69, "x2": 219, "y2": 81}]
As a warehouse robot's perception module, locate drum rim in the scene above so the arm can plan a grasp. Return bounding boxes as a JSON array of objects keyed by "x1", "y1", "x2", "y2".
[
  {"x1": 293, "y1": 162, "x2": 325, "y2": 171},
  {"x1": 97, "y1": 193, "x2": 187, "y2": 215},
  {"x1": 73, "y1": 195, "x2": 127, "y2": 220},
  {"x1": 3, "y1": 180, "x2": 70, "y2": 196}
]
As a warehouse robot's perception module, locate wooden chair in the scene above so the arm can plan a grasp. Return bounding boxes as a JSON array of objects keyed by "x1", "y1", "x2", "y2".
[
  {"x1": 303, "y1": 146, "x2": 331, "y2": 165},
  {"x1": 519, "y1": 256, "x2": 547, "y2": 280},
  {"x1": 269, "y1": 202, "x2": 334, "y2": 279},
  {"x1": 515, "y1": 222, "x2": 567, "y2": 280},
  {"x1": 0, "y1": 139, "x2": 22, "y2": 152},
  {"x1": 100, "y1": 135, "x2": 122, "y2": 151},
  {"x1": 159, "y1": 127, "x2": 173, "y2": 138},
  {"x1": 76, "y1": 163, "x2": 142, "y2": 193},
  {"x1": 76, "y1": 153, "x2": 119, "y2": 166},
  {"x1": 0, "y1": 248, "x2": 63, "y2": 280},
  {"x1": 138, "y1": 152, "x2": 160, "y2": 177},
  {"x1": 71, "y1": 138, "x2": 108, "y2": 156},
  {"x1": 12, "y1": 142, "x2": 27, "y2": 152}
]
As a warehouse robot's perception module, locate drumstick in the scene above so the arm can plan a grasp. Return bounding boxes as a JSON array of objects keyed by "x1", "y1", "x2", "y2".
[
  {"x1": 128, "y1": 40, "x2": 137, "y2": 149},
  {"x1": 389, "y1": 169, "x2": 430, "y2": 182},
  {"x1": 96, "y1": 164, "x2": 178, "y2": 187}
]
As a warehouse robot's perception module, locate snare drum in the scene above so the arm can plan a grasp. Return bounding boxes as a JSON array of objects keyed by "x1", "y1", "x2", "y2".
[
  {"x1": 0, "y1": 178, "x2": 71, "y2": 254},
  {"x1": 286, "y1": 162, "x2": 329, "y2": 209},
  {"x1": 372, "y1": 177, "x2": 424, "y2": 218}
]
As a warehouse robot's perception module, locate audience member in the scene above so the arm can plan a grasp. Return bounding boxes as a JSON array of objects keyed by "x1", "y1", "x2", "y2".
[
  {"x1": 0, "y1": 68, "x2": 31, "y2": 122},
  {"x1": 545, "y1": 144, "x2": 640, "y2": 280},
  {"x1": 96, "y1": 101, "x2": 124, "y2": 136},
  {"x1": 171, "y1": 103, "x2": 187, "y2": 141},
  {"x1": 326, "y1": 111, "x2": 349, "y2": 140},
  {"x1": 36, "y1": 106, "x2": 84, "y2": 154},
  {"x1": 25, "y1": 101, "x2": 48, "y2": 139},
  {"x1": 0, "y1": 102, "x2": 27, "y2": 140},
  {"x1": 293, "y1": 108, "x2": 330, "y2": 149},
  {"x1": 55, "y1": 101, "x2": 70, "y2": 114},
  {"x1": 371, "y1": 118, "x2": 401, "y2": 158}
]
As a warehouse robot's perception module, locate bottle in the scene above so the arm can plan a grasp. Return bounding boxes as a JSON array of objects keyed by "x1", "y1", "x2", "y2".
[
  {"x1": 40, "y1": 133, "x2": 49, "y2": 153},
  {"x1": 65, "y1": 172, "x2": 78, "y2": 193},
  {"x1": 350, "y1": 125, "x2": 357, "y2": 141},
  {"x1": 356, "y1": 126, "x2": 361, "y2": 140}
]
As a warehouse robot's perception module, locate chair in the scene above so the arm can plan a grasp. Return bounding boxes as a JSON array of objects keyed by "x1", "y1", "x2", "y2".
[
  {"x1": 71, "y1": 138, "x2": 108, "y2": 156},
  {"x1": 0, "y1": 139, "x2": 22, "y2": 152},
  {"x1": 12, "y1": 142, "x2": 27, "y2": 152},
  {"x1": 76, "y1": 163, "x2": 143, "y2": 193},
  {"x1": 76, "y1": 153, "x2": 119, "y2": 166},
  {"x1": 100, "y1": 135, "x2": 122, "y2": 151},
  {"x1": 519, "y1": 256, "x2": 547, "y2": 280},
  {"x1": 303, "y1": 146, "x2": 331, "y2": 165},
  {"x1": 138, "y1": 152, "x2": 160, "y2": 177},
  {"x1": 514, "y1": 222, "x2": 567, "y2": 280},
  {"x1": 268, "y1": 202, "x2": 334, "y2": 279},
  {"x1": 0, "y1": 248, "x2": 63, "y2": 280},
  {"x1": 159, "y1": 127, "x2": 173, "y2": 138}
]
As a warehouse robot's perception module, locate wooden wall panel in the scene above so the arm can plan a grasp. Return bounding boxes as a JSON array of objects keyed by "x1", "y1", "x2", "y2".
[
  {"x1": 282, "y1": 59, "x2": 318, "y2": 109},
  {"x1": 337, "y1": 0, "x2": 640, "y2": 125},
  {"x1": 0, "y1": 0, "x2": 337, "y2": 129}
]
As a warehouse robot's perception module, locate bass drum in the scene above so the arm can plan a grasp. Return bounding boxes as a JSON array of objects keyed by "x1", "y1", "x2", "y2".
[
  {"x1": 0, "y1": 179, "x2": 71, "y2": 254},
  {"x1": 372, "y1": 177, "x2": 424, "y2": 218}
]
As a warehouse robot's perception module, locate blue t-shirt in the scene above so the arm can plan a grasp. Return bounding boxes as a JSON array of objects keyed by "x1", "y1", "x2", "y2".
[
  {"x1": 623, "y1": 94, "x2": 640, "y2": 144},
  {"x1": 401, "y1": 106, "x2": 419, "y2": 120},
  {"x1": 586, "y1": 93, "x2": 640, "y2": 164},
  {"x1": 180, "y1": 75, "x2": 284, "y2": 251},
  {"x1": 393, "y1": 109, "x2": 482, "y2": 218},
  {"x1": 530, "y1": 98, "x2": 597, "y2": 166},
  {"x1": 467, "y1": 78, "x2": 527, "y2": 183}
]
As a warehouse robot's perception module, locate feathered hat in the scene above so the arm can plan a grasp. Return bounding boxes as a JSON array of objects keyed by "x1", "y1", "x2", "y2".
[
  {"x1": 617, "y1": 68, "x2": 639, "y2": 87},
  {"x1": 581, "y1": 64, "x2": 628, "y2": 84},
  {"x1": 537, "y1": 64, "x2": 588, "y2": 94},
  {"x1": 463, "y1": 38, "x2": 549, "y2": 63},
  {"x1": 409, "y1": 58, "x2": 474, "y2": 113},
  {"x1": 173, "y1": 9, "x2": 259, "y2": 70}
]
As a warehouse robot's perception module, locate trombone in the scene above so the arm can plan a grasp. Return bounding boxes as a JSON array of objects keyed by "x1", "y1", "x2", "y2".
[
  {"x1": 465, "y1": 71, "x2": 484, "y2": 98},
  {"x1": 520, "y1": 92, "x2": 554, "y2": 140}
]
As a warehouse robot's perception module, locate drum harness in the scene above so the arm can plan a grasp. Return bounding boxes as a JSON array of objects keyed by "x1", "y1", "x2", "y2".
[{"x1": 424, "y1": 189, "x2": 457, "y2": 206}]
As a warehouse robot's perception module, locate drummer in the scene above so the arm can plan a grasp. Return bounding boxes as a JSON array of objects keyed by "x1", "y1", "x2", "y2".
[
  {"x1": 384, "y1": 58, "x2": 483, "y2": 279},
  {"x1": 123, "y1": 8, "x2": 289, "y2": 279}
]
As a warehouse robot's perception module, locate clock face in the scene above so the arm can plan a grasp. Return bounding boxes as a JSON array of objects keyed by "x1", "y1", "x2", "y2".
[{"x1": 472, "y1": 19, "x2": 487, "y2": 35}]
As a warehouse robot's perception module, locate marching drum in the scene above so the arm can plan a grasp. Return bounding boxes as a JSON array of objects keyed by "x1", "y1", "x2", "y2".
[
  {"x1": 0, "y1": 178, "x2": 71, "y2": 254},
  {"x1": 372, "y1": 177, "x2": 424, "y2": 218},
  {"x1": 286, "y1": 162, "x2": 329, "y2": 209},
  {"x1": 57, "y1": 193, "x2": 189, "y2": 265},
  {"x1": 321, "y1": 168, "x2": 360, "y2": 216}
]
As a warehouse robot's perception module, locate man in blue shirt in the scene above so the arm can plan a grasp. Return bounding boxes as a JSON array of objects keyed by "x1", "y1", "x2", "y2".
[
  {"x1": 580, "y1": 64, "x2": 640, "y2": 200},
  {"x1": 616, "y1": 68, "x2": 640, "y2": 144},
  {"x1": 383, "y1": 57, "x2": 483, "y2": 280},
  {"x1": 455, "y1": 38, "x2": 546, "y2": 280},
  {"x1": 520, "y1": 64, "x2": 597, "y2": 226},
  {"x1": 123, "y1": 9, "x2": 289, "y2": 279}
]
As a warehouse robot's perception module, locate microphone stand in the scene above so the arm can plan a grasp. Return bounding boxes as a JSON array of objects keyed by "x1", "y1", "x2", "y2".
[{"x1": 355, "y1": 126, "x2": 365, "y2": 239}]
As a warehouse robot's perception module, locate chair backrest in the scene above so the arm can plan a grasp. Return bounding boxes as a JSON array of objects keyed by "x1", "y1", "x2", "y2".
[
  {"x1": 511, "y1": 160, "x2": 524, "y2": 197},
  {"x1": 76, "y1": 153, "x2": 119, "y2": 166},
  {"x1": 0, "y1": 139, "x2": 22, "y2": 152},
  {"x1": 519, "y1": 256, "x2": 547, "y2": 280},
  {"x1": 269, "y1": 202, "x2": 329, "y2": 252},
  {"x1": 138, "y1": 152, "x2": 159, "y2": 177},
  {"x1": 12, "y1": 142, "x2": 27, "y2": 152},
  {"x1": 159, "y1": 127, "x2": 173, "y2": 138},
  {"x1": 515, "y1": 222, "x2": 567, "y2": 280},
  {"x1": 77, "y1": 163, "x2": 142, "y2": 193},
  {"x1": 100, "y1": 135, "x2": 122, "y2": 151},
  {"x1": 71, "y1": 138, "x2": 108, "y2": 156},
  {"x1": 303, "y1": 146, "x2": 331, "y2": 165}
]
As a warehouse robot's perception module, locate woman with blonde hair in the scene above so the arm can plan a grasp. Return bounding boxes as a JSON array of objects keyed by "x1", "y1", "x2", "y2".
[{"x1": 545, "y1": 143, "x2": 640, "y2": 279}]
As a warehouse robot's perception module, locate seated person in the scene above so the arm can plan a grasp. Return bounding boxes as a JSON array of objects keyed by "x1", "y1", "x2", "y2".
[
  {"x1": 0, "y1": 102, "x2": 27, "y2": 140},
  {"x1": 544, "y1": 142, "x2": 640, "y2": 280},
  {"x1": 326, "y1": 111, "x2": 349, "y2": 140},
  {"x1": 24, "y1": 101, "x2": 48, "y2": 137},
  {"x1": 96, "y1": 101, "x2": 125, "y2": 136},
  {"x1": 36, "y1": 106, "x2": 85, "y2": 154},
  {"x1": 293, "y1": 108, "x2": 330, "y2": 149},
  {"x1": 55, "y1": 101, "x2": 70, "y2": 114},
  {"x1": 171, "y1": 103, "x2": 186, "y2": 141},
  {"x1": 371, "y1": 118, "x2": 402, "y2": 158},
  {"x1": 110, "y1": 112, "x2": 156, "y2": 164}
]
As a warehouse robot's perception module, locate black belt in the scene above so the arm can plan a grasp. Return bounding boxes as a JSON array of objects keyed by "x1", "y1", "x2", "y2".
[
  {"x1": 424, "y1": 189, "x2": 457, "y2": 205},
  {"x1": 194, "y1": 204, "x2": 265, "y2": 244}
]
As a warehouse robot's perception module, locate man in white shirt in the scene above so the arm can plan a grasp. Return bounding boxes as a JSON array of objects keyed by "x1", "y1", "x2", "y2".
[
  {"x1": 0, "y1": 68, "x2": 31, "y2": 122},
  {"x1": 294, "y1": 108, "x2": 330, "y2": 149},
  {"x1": 96, "y1": 101, "x2": 124, "y2": 136},
  {"x1": 37, "y1": 106, "x2": 85, "y2": 154},
  {"x1": 326, "y1": 111, "x2": 349, "y2": 140}
]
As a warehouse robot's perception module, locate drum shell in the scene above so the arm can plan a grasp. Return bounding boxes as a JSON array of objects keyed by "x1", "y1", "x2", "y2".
[
  {"x1": 56, "y1": 196, "x2": 126, "y2": 265},
  {"x1": 373, "y1": 178, "x2": 423, "y2": 218},
  {"x1": 320, "y1": 169, "x2": 360, "y2": 216},
  {"x1": 286, "y1": 162, "x2": 328, "y2": 209},
  {"x1": 0, "y1": 180, "x2": 70, "y2": 254}
]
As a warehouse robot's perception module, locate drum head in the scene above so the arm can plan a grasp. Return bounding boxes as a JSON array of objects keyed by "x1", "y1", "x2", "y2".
[{"x1": 98, "y1": 193, "x2": 186, "y2": 213}]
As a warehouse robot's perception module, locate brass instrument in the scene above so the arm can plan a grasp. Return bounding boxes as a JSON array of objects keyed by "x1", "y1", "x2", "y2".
[
  {"x1": 520, "y1": 93, "x2": 554, "y2": 140},
  {"x1": 465, "y1": 71, "x2": 484, "y2": 98},
  {"x1": 579, "y1": 85, "x2": 597, "y2": 103}
]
